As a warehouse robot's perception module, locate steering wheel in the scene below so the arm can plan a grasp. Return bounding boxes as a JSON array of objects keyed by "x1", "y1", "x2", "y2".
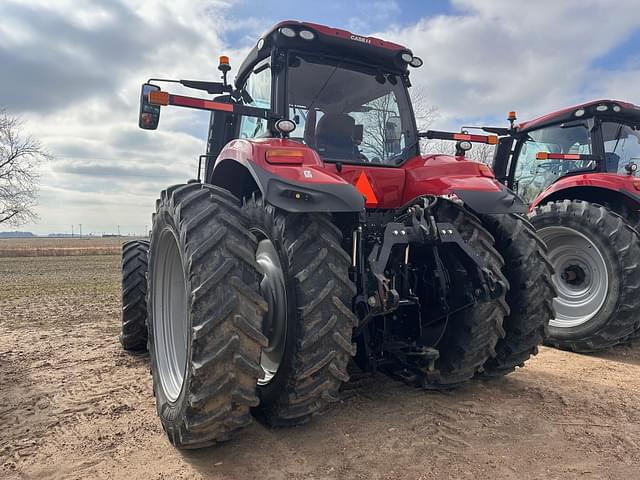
[{"x1": 533, "y1": 162, "x2": 559, "y2": 174}]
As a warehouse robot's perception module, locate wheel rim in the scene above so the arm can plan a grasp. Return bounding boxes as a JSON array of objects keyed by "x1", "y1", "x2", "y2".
[
  {"x1": 153, "y1": 229, "x2": 189, "y2": 402},
  {"x1": 539, "y1": 225, "x2": 609, "y2": 328},
  {"x1": 253, "y1": 234, "x2": 287, "y2": 386}
]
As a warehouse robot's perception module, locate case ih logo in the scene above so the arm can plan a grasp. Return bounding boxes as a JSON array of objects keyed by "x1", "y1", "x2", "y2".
[{"x1": 350, "y1": 35, "x2": 371, "y2": 44}]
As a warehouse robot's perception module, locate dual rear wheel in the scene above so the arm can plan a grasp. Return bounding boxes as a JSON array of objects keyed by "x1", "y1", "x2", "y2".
[{"x1": 144, "y1": 185, "x2": 356, "y2": 446}]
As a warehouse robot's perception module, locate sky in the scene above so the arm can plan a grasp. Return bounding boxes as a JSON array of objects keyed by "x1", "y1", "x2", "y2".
[{"x1": 1, "y1": 0, "x2": 639, "y2": 235}]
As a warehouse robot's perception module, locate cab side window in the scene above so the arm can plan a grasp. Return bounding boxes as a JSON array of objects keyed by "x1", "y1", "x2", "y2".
[
  {"x1": 602, "y1": 122, "x2": 640, "y2": 175},
  {"x1": 514, "y1": 124, "x2": 591, "y2": 204},
  {"x1": 238, "y1": 61, "x2": 272, "y2": 139}
]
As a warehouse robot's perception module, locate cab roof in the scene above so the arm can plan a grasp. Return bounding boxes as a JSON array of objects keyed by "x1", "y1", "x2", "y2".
[
  {"x1": 517, "y1": 99, "x2": 640, "y2": 132},
  {"x1": 235, "y1": 20, "x2": 415, "y2": 87}
]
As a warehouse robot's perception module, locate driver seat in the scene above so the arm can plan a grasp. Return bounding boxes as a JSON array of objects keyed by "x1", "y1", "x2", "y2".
[
  {"x1": 315, "y1": 113, "x2": 357, "y2": 159},
  {"x1": 605, "y1": 152, "x2": 621, "y2": 173}
]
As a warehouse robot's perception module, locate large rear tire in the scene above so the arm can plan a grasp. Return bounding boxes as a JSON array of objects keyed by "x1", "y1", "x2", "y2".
[
  {"x1": 421, "y1": 200, "x2": 509, "y2": 389},
  {"x1": 120, "y1": 240, "x2": 150, "y2": 352},
  {"x1": 479, "y1": 214, "x2": 555, "y2": 376},
  {"x1": 147, "y1": 183, "x2": 267, "y2": 449},
  {"x1": 530, "y1": 200, "x2": 640, "y2": 352},
  {"x1": 244, "y1": 196, "x2": 357, "y2": 426}
]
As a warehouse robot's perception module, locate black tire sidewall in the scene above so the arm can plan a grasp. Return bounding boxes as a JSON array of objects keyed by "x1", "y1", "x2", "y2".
[
  {"x1": 531, "y1": 207, "x2": 620, "y2": 341},
  {"x1": 147, "y1": 203, "x2": 193, "y2": 428}
]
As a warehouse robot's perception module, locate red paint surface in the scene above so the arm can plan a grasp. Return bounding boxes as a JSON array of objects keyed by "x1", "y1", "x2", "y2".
[
  {"x1": 217, "y1": 140, "x2": 504, "y2": 209},
  {"x1": 326, "y1": 154, "x2": 501, "y2": 208},
  {"x1": 217, "y1": 138, "x2": 351, "y2": 185},
  {"x1": 530, "y1": 172, "x2": 640, "y2": 210},
  {"x1": 518, "y1": 99, "x2": 638, "y2": 131},
  {"x1": 273, "y1": 20, "x2": 406, "y2": 51}
]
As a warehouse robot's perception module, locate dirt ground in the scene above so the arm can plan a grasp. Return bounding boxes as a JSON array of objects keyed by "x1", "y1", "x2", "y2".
[{"x1": 1, "y1": 253, "x2": 640, "y2": 480}]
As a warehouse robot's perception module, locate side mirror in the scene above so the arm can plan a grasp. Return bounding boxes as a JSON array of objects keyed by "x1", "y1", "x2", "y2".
[{"x1": 139, "y1": 83, "x2": 161, "y2": 130}]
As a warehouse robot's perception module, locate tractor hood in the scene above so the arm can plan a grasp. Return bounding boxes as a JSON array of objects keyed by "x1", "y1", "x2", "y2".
[{"x1": 327, "y1": 154, "x2": 527, "y2": 214}]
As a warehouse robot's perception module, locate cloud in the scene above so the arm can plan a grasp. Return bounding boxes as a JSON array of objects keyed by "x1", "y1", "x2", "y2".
[
  {"x1": 0, "y1": 1, "x2": 202, "y2": 113},
  {"x1": 2, "y1": 0, "x2": 639, "y2": 234},
  {"x1": 375, "y1": 0, "x2": 640, "y2": 126},
  {"x1": 1, "y1": 0, "x2": 234, "y2": 234}
]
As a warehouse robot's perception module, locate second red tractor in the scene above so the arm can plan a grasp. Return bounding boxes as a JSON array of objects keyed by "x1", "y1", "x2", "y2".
[{"x1": 489, "y1": 101, "x2": 640, "y2": 352}]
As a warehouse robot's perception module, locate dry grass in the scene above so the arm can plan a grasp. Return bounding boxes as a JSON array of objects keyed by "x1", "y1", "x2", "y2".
[{"x1": 0, "y1": 237, "x2": 140, "y2": 257}]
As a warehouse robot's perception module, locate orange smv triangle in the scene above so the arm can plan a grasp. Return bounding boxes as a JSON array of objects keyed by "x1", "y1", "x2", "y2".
[{"x1": 354, "y1": 171, "x2": 378, "y2": 206}]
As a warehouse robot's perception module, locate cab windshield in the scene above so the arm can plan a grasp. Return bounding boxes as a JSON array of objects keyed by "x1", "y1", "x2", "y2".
[
  {"x1": 513, "y1": 123, "x2": 592, "y2": 203},
  {"x1": 286, "y1": 52, "x2": 417, "y2": 165}
]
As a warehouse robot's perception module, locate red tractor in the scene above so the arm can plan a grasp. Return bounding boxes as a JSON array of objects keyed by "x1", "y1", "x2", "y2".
[
  {"x1": 122, "y1": 21, "x2": 554, "y2": 448},
  {"x1": 488, "y1": 100, "x2": 640, "y2": 352}
]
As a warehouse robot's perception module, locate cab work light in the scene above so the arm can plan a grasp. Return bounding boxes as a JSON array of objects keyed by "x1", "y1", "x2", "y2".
[
  {"x1": 299, "y1": 29, "x2": 315, "y2": 40},
  {"x1": 279, "y1": 27, "x2": 296, "y2": 38}
]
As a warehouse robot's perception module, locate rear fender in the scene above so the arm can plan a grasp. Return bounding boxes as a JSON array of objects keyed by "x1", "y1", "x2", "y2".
[
  {"x1": 531, "y1": 173, "x2": 640, "y2": 211},
  {"x1": 210, "y1": 139, "x2": 365, "y2": 213}
]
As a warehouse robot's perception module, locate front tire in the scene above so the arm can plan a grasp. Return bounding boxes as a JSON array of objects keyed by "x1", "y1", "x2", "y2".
[
  {"x1": 244, "y1": 196, "x2": 357, "y2": 426},
  {"x1": 147, "y1": 184, "x2": 267, "y2": 449},
  {"x1": 530, "y1": 200, "x2": 640, "y2": 352}
]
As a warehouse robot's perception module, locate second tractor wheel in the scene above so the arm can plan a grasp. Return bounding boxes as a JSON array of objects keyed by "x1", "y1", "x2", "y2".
[
  {"x1": 120, "y1": 240, "x2": 150, "y2": 352},
  {"x1": 244, "y1": 195, "x2": 357, "y2": 426},
  {"x1": 147, "y1": 184, "x2": 267, "y2": 448},
  {"x1": 479, "y1": 214, "x2": 555, "y2": 377},
  {"x1": 530, "y1": 200, "x2": 640, "y2": 352},
  {"x1": 421, "y1": 200, "x2": 509, "y2": 389}
]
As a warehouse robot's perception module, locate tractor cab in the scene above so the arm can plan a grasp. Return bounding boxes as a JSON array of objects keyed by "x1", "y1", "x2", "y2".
[
  {"x1": 213, "y1": 21, "x2": 423, "y2": 167},
  {"x1": 139, "y1": 20, "x2": 522, "y2": 212},
  {"x1": 491, "y1": 100, "x2": 640, "y2": 204}
]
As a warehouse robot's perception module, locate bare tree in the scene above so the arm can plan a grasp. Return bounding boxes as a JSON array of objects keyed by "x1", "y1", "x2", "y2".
[
  {"x1": 0, "y1": 107, "x2": 50, "y2": 226},
  {"x1": 354, "y1": 86, "x2": 441, "y2": 162},
  {"x1": 410, "y1": 86, "x2": 439, "y2": 132},
  {"x1": 410, "y1": 89, "x2": 496, "y2": 165},
  {"x1": 354, "y1": 86, "x2": 495, "y2": 165}
]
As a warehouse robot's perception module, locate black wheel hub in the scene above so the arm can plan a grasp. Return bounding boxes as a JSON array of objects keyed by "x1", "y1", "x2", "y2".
[{"x1": 562, "y1": 264, "x2": 587, "y2": 286}]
